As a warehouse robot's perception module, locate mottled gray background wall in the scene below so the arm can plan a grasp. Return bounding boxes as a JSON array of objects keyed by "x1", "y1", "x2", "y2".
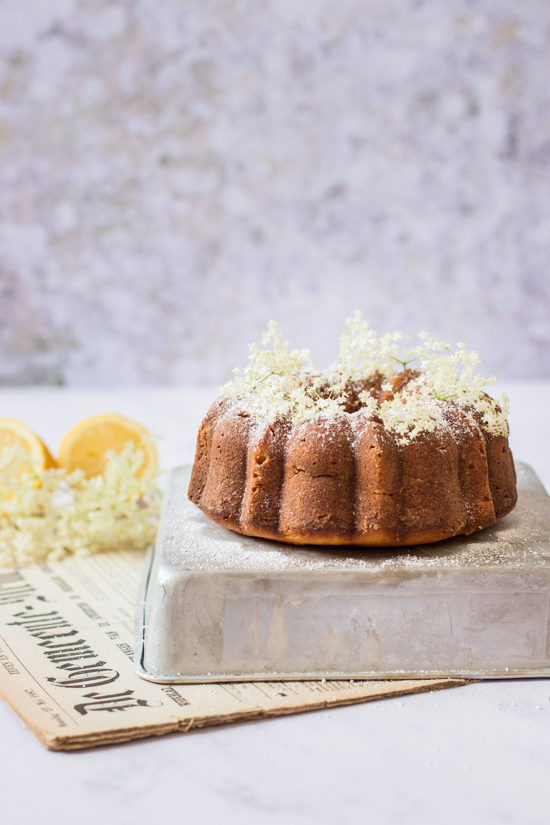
[{"x1": 0, "y1": 0, "x2": 549, "y2": 385}]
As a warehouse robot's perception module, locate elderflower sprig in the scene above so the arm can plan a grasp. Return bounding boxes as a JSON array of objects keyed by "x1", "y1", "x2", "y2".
[
  {"x1": 221, "y1": 315, "x2": 510, "y2": 439},
  {"x1": 378, "y1": 386, "x2": 442, "y2": 442},
  {"x1": 221, "y1": 320, "x2": 345, "y2": 424},
  {"x1": 0, "y1": 443, "x2": 161, "y2": 568},
  {"x1": 337, "y1": 312, "x2": 429, "y2": 381},
  {"x1": 336, "y1": 314, "x2": 509, "y2": 439}
]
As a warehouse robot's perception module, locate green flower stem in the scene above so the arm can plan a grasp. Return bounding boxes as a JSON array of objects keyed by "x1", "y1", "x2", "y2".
[
  {"x1": 391, "y1": 355, "x2": 420, "y2": 371},
  {"x1": 432, "y1": 386, "x2": 458, "y2": 401}
]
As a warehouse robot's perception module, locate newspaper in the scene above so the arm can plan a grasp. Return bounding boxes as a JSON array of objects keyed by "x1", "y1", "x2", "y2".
[{"x1": 0, "y1": 549, "x2": 469, "y2": 751}]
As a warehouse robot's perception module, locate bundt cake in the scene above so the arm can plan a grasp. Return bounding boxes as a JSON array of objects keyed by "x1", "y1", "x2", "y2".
[{"x1": 188, "y1": 314, "x2": 517, "y2": 547}]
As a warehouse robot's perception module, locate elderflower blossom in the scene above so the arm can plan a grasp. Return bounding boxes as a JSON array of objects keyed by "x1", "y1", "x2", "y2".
[
  {"x1": 377, "y1": 387, "x2": 443, "y2": 442},
  {"x1": 337, "y1": 311, "x2": 421, "y2": 381},
  {"x1": 221, "y1": 314, "x2": 510, "y2": 440},
  {"x1": 222, "y1": 320, "x2": 346, "y2": 423},
  {"x1": 0, "y1": 442, "x2": 161, "y2": 568}
]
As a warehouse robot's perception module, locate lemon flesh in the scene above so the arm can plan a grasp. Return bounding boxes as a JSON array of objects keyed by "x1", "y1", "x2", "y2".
[
  {"x1": 0, "y1": 418, "x2": 57, "y2": 470},
  {"x1": 58, "y1": 413, "x2": 157, "y2": 478}
]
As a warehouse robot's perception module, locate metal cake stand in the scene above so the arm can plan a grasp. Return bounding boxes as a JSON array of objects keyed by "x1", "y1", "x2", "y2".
[{"x1": 135, "y1": 462, "x2": 550, "y2": 683}]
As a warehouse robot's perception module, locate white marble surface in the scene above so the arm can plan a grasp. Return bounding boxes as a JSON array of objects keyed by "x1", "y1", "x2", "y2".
[
  {"x1": 1, "y1": 1, "x2": 550, "y2": 385},
  {"x1": 1, "y1": 383, "x2": 550, "y2": 824}
]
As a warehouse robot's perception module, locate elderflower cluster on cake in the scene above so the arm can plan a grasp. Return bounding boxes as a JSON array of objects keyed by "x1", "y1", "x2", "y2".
[{"x1": 221, "y1": 312, "x2": 509, "y2": 443}]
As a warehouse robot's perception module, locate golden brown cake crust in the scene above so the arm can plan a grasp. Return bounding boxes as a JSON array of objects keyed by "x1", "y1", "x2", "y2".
[{"x1": 188, "y1": 382, "x2": 517, "y2": 548}]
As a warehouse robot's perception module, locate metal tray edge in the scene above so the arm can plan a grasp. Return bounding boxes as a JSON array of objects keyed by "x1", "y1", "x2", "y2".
[{"x1": 134, "y1": 550, "x2": 550, "y2": 683}]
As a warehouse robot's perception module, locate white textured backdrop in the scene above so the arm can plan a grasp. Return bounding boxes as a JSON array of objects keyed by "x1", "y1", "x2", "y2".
[{"x1": 1, "y1": 0, "x2": 549, "y2": 385}]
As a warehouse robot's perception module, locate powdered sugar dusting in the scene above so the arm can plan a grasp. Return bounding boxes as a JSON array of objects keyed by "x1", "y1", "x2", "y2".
[{"x1": 168, "y1": 464, "x2": 549, "y2": 573}]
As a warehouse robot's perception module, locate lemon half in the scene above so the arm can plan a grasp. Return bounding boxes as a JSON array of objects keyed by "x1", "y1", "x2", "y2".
[
  {"x1": 58, "y1": 413, "x2": 157, "y2": 478},
  {"x1": 0, "y1": 418, "x2": 57, "y2": 470}
]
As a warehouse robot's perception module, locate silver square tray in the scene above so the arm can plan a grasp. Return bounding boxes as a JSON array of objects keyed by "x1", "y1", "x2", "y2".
[{"x1": 135, "y1": 462, "x2": 550, "y2": 683}]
